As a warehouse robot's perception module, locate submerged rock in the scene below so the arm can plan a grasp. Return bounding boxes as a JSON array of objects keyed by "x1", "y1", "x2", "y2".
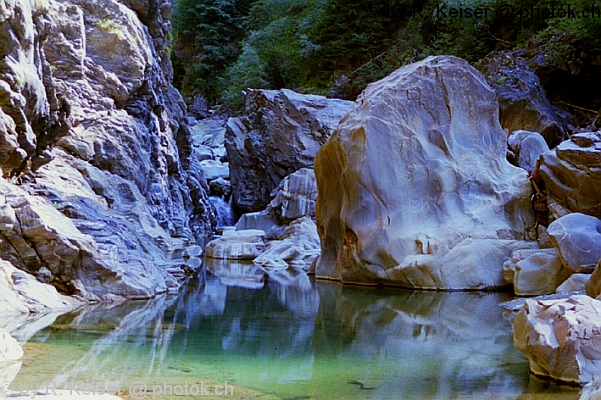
[
  {"x1": 540, "y1": 132, "x2": 601, "y2": 219},
  {"x1": 225, "y1": 89, "x2": 352, "y2": 212},
  {"x1": 315, "y1": 55, "x2": 535, "y2": 289},
  {"x1": 513, "y1": 295, "x2": 601, "y2": 384}
]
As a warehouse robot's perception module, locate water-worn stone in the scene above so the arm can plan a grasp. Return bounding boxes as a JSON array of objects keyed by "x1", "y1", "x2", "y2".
[
  {"x1": 204, "y1": 230, "x2": 266, "y2": 260},
  {"x1": 540, "y1": 132, "x2": 601, "y2": 220},
  {"x1": 268, "y1": 168, "x2": 317, "y2": 223},
  {"x1": 0, "y1": 329, "x2": 23, "y2": 363},
  {"x1": 557, "y1": 273, "x2": 590, "y2": 294},
  {"x1": 548, "y1": 213, "x2": 601, "y2": 273},
  {"x1": 315, "y1": 55, "x2": 535, "y2": 289},
  {"x1": 513, "y1": 294, "x2": 601, "y2": 384},
  {"x1": 254, "y1": 217, "x2": 320, "y2": 271},
  {"x1": 503, "y1": 248, "x2": 569, "y2": 296},
  {"x1": 507, "y1": 130, "x2": 550, "y2": 173},
  {"x1": 0, "y1": 0, "x2": 212, "y2": 300},
  {"x1": 225, "y1": 89, "x2": 352, "y2": 212}
]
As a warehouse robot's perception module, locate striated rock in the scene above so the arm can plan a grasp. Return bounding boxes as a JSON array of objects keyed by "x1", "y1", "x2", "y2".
[
  {"x1": 204, "y1": 230, "x2": 266, "y2": 260},
  {"x1": 585, "y1": 261, "x2": 601, "y2": 299},
  {"x1": 557, "y1": 273, "x2": 590, "y2": 294},
  {"x1": 225, "y1": 89, "x2": 352, "y2": 212},
  {"x1": 477, "y1": 51, "x2": 571, "y2": 147},
  {"x1": 254, "y1": 217, "x2": 320, "y2": 271},
  {"x1": 507, "y1": 130, "x2": 550, "y2": 173},
  {"x1": 548, "y1": 213, "x2": 601, "y2": 273},
  {"x1": 513, "y1": 294, "x2": 601, "y2": 384},
  {"x1": 268, "y1": 168, "x2": 317, "y2": 223},
  {"x1": 503, "y1": 248, "x2": 569, "y2": 296},
  {"x1": 0, "y1": 0, "x2": 212, "y2": 299},
  {"x1": 540, "y1": 132, "x2": 601, "y2": 219},
  {"x1": 315, "y1": 56, "x2": 535, "y2": 289}
]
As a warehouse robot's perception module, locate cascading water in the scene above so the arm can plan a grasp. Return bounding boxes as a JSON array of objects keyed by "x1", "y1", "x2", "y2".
[{"x1": 209, "y1": 196, "x2": 235, "y2": 227}]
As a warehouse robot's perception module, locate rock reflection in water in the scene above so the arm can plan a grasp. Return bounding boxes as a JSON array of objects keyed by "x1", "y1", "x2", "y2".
[{"x1": 12, "y1": 274, "x2": 579, "y2": 399}]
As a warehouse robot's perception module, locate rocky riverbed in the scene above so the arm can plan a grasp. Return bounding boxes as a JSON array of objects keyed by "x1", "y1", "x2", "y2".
[{"x1": 1, "y1": 0, "x2": 601, "y2": 398}]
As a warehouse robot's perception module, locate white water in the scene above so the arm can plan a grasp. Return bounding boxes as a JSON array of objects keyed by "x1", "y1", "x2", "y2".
[{"x1": 209, "y1": 196, "x2": 235, "y2": 227}]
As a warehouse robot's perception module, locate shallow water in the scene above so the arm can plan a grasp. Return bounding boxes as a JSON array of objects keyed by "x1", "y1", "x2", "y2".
[{"x1": 10, "y1": 271, "x2": 580, "y2": 400}]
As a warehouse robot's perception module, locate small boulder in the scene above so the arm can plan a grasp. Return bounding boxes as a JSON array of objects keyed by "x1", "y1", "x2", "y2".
[
  {"x1": 204, "y1": 230, "x2": 266, "y2": 260},
  {"x1": 556, "y1": 273, "x2": 590, "y2": 294},
  {"x1": 503, "y1": 248, "x2": 569, "y2": 296},
  {"x1": 513, "y1": 294, "x2": 601, "y2": 384},
  {"x1": 507, "y1": 130, "x2": 550, "y2": 173},
  {"x1": 548, "y1": 213, "x2": 601, "y2": 273}
]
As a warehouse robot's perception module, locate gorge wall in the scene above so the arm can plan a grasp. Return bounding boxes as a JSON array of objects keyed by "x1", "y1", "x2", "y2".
[{"x1": 0, "y1": 0, "x2": 212, "y2": 301}]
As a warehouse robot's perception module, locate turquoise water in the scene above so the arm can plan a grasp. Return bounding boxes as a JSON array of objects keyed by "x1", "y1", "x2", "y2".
[{"x1": 10, "y1": 270, "x2": 580, "y2": 399}]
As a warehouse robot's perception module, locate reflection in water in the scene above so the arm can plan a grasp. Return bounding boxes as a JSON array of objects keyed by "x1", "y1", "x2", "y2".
[{"x1": 11, "y1": 271, "x2": 580, "y2": 400}]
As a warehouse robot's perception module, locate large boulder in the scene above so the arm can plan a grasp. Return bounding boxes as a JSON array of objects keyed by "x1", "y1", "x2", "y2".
[
  {"x1": 548, "y1": 213, "x2": 601, "y2": 273},
  {"x1": 477, "y1": 51, "x2": 571, "y2": 147},
  {"x1": 513, "y1": 295, "x2": 601, "y2": 384},
  {"x1": 503, "y1": 248, "x2": 569, "y2": 296},
  {"x1": 0, "y1": 0, "x2": 212, "y2": 299},
  {"x1": 204, "y1": 230, "x2": 266, "y2": 260},
  {"x1": 225, "y1": 89, "x2": 352, "y2": 212},
  {"x1": 540, "y1": 132, "x2": 601, "y2": 219},
  {"x1": 314, "y1": 55, "x2": 535, "y2": 289}
]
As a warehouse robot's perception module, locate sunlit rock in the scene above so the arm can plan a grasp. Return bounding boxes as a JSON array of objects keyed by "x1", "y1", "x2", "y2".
[
  {"x1": 540, "y1": 132, "x2": 601, "y2": 219},
  {"x1": 548, "y1": 213, "x2": 601, "y2": 273},
  {"x1": 503, "y1": 248, "x2": 570, "y2": 296},
  {"x1": 513, "y1": 294, "x2": 601, "y2": 384},
  {"x1": 204, "y1": 230, "x2": 266, "y2": 260},
  {"x1": 556, "y1": 274, "x2": 590, "y2": 294},
  {"x1": 254, "y1": 217, "x2": 320, "y2": 271},
  {"x1": 315, "y1": 55, "x2": 535, "y2": 289},
  {"x1": 507, "y1": 130, "x2": 550, "y2": 173}
]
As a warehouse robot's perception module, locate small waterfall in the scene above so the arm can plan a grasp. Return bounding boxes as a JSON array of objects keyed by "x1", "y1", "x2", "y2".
[{"x1": 209, "y1": 196, "x2": 235, "y2": 227}]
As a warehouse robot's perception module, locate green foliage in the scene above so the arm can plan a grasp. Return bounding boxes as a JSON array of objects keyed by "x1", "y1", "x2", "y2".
[{"x1": 171, "y1": 0, "x2": 601, "y2": 111}]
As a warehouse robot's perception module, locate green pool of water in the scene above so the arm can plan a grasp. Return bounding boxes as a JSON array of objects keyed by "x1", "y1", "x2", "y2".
[{"x1": 10, "y1": 271, "x2": 580, "y2": 399}]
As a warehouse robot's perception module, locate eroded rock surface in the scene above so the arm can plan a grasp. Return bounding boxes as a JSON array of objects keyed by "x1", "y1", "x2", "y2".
[
  {"x1": 315, "y1": 55, "x2": 535, "y2": 289},
  {"x1": 540, "y1": 132, "x2": 601, "y2": 219},
  {"x1": 548, "y1": 213, "x2": 601, "y2": 273},
  {"x1": 225, "y1": 89, "x2": 352, "y2": 212},
  {"x1": 503, "y1": 248, "x2": 569, "y2": 296},
  {"x1": 513, "y1": 295, "x2": 601, "y2": 384},
  {"x1": 0, "y1": 0, "x2": 212, "y2": 300},
  {"x1": 507, "y1": 130, "x2": 550, "y2": 173}
]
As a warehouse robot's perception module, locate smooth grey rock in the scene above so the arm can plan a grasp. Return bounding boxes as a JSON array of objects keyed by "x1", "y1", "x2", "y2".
[
  {"x1": 314, "y1": 56, "x2": 536, "y2": 289},
  {"x1": 235, "y1": 210, "x2": 278, "y2": 234},
  {"x1": 254, "y1": 217, "x2": 320, "y2": 271},
  {"x1": 557, "y1": 273, "x2": 590, "y2": 294},
  {"x1": 548, "y1": 213, "x2": 601, "y2": 273},
  {"x1": 507, "y1": 130, "x2": 550, "y2": 173},
  {"x1": 540, "y1": 132, "x2": 601, "y2": 219},
  {"x1": 204, "y1": 230, "x2": 266, "y2": 260},
  {"x1": 225, "y1": 89, "x2": 352, "y2": 212},
  {"x1": 513, "y1": 295, "x2": 601, "y2": 384},
  {"x1": 503, "y1": 248, "x2": 569, "y2": 296}
]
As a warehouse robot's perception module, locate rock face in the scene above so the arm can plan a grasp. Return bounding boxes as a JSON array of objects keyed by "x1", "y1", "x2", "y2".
[
  {"x1": 314, "y1": 56, "x2": 535, "y2": 289},
  {"x1": 225, "y1": 89, "x2": 352, "y2": 212},
  {"x1": 0, "y1": 0, "x2": 212, "y2": 300},
  {"x1": 540, "y1": 132, "x2": 601, "y2": 219},
  {"x1": 548, "y1": 213, "x2": 601, "y2": 273},
  {"x1": 513, "y1": 295, "x2": 601, "y2": 384},
  {"x1": 477, "y1": 51, "x2": 571, "y2": 147}
]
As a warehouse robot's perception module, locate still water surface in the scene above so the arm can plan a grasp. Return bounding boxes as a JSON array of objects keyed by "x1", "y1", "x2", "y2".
[{"x1": 11, "y1": 269, "x2": 580, "y2": 399}]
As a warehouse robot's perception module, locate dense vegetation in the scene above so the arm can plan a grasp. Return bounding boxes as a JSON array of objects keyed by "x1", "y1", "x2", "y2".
[{"x1": 172, "y1": 0, "x2": 601, "y2": 111}]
